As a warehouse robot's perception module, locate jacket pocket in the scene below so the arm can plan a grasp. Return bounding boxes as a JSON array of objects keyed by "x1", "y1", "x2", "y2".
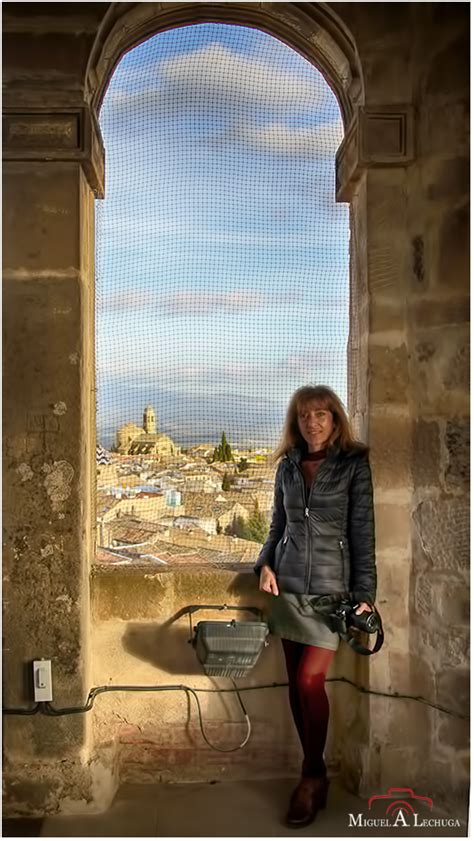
[
  {"x1": 274, "y1": 532, "x2": 289, "y2": 573},
  {"x1": 339, "y1": 538, "x2": 349, "y2": 589}
]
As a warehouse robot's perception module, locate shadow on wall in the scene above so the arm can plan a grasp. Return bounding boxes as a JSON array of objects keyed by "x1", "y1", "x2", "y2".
[
  {"x1": 122, "y1": 574, "x2": 268, "y2": 675},
  {"x1": 123, "y1": 617, "x2": 203, "y2": 674},
  {"x1": 122, "y1": 595, "x2": 272, "y2": 676}
]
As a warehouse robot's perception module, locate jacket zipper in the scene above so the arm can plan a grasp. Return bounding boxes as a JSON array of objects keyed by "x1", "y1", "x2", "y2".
[
  {"x1": 339, "y1": 538, "x2": 346, "y2": 587},
  {"x1": 295, "y1": 463, "x2": 320, "y2": 594}
]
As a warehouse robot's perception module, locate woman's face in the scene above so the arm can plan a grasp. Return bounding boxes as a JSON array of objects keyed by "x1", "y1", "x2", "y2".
[{"x1": 297, "y1": 401, "x2": 335, "y2": 450}]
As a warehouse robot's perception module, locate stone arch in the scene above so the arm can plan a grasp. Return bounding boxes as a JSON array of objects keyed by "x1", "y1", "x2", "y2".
[{"x1": 85, "y1": 2, "x2": 364, "y2": 126}]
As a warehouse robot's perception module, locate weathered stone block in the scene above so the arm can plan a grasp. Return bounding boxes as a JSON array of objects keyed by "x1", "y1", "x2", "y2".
[
  {"x1": 432, "y1": 578, "x2": 469, "y2": 626},
  {"x1": 378, "y1": 597, "x2": 409, "y2": 641},
  {"x1": 369, "y1": 298, "x2": 406, "y2": 334},
  {"x1": 411, "y1": 297, "x2": 469, "y2": 328},
  {"x1": 437, "y1": 714, "x2": 469, "y2": 751},
  {"x1": 437, "y1": 668, "x2": 469, "y2": 718},
  {"x1": 369, "y1": 413, "x2": 411, "y2": 487},
  {"x1": 364, "y1": 47, "x2": 412, "y2": 104},
  {"x1": 350, "y1": 1, "x2": 416, "y2": 42},
  {"x1": 416, "y1": 622, "x2": 468, "y2": 670},
  {"x1": 414, "y1": 574, "x2": 434, "y2": 617},
  {"x1": 412, "y1": 418, "x2": 440, "y2": 486},
  {"x1": 3, "y1": 32, "x2": 94, "y2": 83},
  {"x1": 410, "y1": 330, "x2": 469, "y2": 416},
  {"x1": 411, "y1": 235, "x2": 427, "y2": 290},
  {"x1": 366, "y1": 179, "x2": 409, "y2": 252},
  {"x1": 370, "y1": 345, "x2": 410, "y2": 405},
  {"x1": 423, "y1": 35, "x2": 469, "y2": 99},
  {"x1": 387, "y1": 699, "x2": 431, "y2": 749},
  {"x1": 378, "y1": 556, "x2": 410, "y2": 600},
  {"x1": 425, "y1": 157, "x2": 469, "y2": 201},
  {"x1": 414, "y1": 337, "x2": 436, "y2": 364},
  {"x1": 441, "y1": 339, "x2": 469, "y2": 391},
  {"x1": 412, "y1": 498, "x2": 469, "y2": 571},
  {"x1": 3, "y1": 165, "x2": 81, "y2": 271},
  {"x1": 444, "y1": 418, "x2": 470, "y2": 490},
  {"x1": 413, "y1": 756, "x2": 455, "y2": 809},
  {"x1": 419, "y1": 102, "x2": 469, "y2": 157},
  {"x1": 3, "y1": 277, "x2": 81, "y2": 421},
  {"x1": 378, "y1": 745, "x2": 419, "y2": 791},
  {"x1": 374, "y1": 504, "x2": 411, "y2": 549},
  {"x1": 436, "y1": 204, "x2": 469, "y2": 293},
  {"x1": 91, "y1": 568, "x2": 267, "y2": 623},
  {"x1": 389, "y1": 650, "x2": 435, "y2": 699}
]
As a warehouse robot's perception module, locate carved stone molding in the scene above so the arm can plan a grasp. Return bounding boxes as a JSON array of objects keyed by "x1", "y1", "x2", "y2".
[
  {"x1": 336, "y1": 105, "x2": 415, "y2": 202},
  {"x1": 87, "y1": 2, "x2": 364, "y2": 126},
  {"x1": 3, "y1": 106, "x2": 105, "y2": 198}
]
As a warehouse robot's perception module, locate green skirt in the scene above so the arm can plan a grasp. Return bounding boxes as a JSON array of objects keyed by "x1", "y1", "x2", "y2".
[{"x1": 268, "y1": 591, "x2": 340, "y2": 651}]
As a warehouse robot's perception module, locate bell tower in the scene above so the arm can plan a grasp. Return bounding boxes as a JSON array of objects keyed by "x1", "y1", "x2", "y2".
[{"x1": 143, "y1": 405, "x2": 156, "y2": 435}]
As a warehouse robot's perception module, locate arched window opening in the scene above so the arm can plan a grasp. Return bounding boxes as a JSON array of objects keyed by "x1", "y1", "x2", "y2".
[{"x1": 95, "y1": 23, "x2": 349, "y2": 568}]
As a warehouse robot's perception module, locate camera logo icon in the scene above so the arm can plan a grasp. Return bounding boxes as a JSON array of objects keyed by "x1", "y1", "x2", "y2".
[{"x1": 368, "y1": 787, "x2": 433, "y2": 816}]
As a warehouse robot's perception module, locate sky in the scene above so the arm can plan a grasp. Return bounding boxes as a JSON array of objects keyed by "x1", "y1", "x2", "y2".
[{"x1": 95, "y1": 23, "x2": 350, "y2": 449}]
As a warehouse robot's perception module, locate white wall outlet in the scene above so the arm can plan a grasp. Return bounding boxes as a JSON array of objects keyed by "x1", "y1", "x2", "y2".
[{"x1": 33, "y1": 659, "x2": 53, "y2": 702}]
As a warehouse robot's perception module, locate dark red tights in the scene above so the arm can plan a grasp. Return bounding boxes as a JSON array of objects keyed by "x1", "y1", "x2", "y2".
[{"x1": 282, "y1": 638, "x2": 336, "y2": 779}]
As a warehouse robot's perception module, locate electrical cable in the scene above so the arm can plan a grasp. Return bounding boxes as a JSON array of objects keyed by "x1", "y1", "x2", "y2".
[
  {"x1": 3, "y1": 676, "x2": 468, "y2": 726},
  {"x1": 40, "y1": 680, "x2": 251, "y2": 753},
  {"x1": 2, "y1": 703, "x2": 41, "y2": 716}
]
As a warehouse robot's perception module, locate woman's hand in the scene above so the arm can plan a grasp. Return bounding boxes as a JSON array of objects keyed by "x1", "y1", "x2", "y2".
[
  {"x1": 349, "y1": 601, "x2": 373, "y2": 631},
  {"x1": 259, "y1": 565, "x2": 279, "y2": 596},
  {"x1": 355, "y1": 601, "x2": 373, "y2": 615}
]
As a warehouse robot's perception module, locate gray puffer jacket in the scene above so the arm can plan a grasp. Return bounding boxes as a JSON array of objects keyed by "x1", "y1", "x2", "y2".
[{"x1": 254, "y1": 442, "x2": 377, "y2": 605}]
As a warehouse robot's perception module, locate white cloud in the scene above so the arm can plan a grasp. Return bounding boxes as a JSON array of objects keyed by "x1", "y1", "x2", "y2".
[
  {"x1": 97, "y1": 288, "x2": 282, "y2": 314},
  {"x1": 96, "y1": 346, "x2": 347, "y2": 386},
  {"x1": 107, "y1": 42, "x2": 332, "y2": 113},
  {"x1": 159, "y1": 43, "x2": 326, "y2": 107},
  {"x1": 240, "y1": 120, "x2": 342, "y2": 156},
  {"x1": 97, "y1": 211, "x2": 347, "y2": 249},
  {"x1": 100, "y1": 40, "x2": 343, "y2": 160}
]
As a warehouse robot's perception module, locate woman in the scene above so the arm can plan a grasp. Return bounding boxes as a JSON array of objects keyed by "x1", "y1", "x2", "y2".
[{"x1": 254, "y1": 384, "x2": 377, "y2": 828}]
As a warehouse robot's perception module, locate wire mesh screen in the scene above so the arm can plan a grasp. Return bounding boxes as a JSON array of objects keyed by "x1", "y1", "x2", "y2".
[{"x1": 95, "y1": 24, "x2": 349, "y2": 567}]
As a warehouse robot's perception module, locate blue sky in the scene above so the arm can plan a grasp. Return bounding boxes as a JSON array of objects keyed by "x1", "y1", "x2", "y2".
[{"x1": 95, "y1": 24, "x2": 349, "y2": 448}]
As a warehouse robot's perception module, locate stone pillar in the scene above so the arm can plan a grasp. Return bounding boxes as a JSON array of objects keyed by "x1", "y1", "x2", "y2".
[
  {"x1": 406, "y1": 18, "x2": 470, "y2": 812},
  {"x1": 335, "y1": 96, "x2": 469, "y2": 816},
  {"x1": 334, "y1": 105, "x2": 416, "y2": 797},
  {"x1": 3, "y1": 107, "x2": 107, "y2": 814}
]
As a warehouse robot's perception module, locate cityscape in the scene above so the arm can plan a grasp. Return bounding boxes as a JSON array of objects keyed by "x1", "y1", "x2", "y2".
[{"x1": 96, "y1": 404, "x2": 275, "y2": 568}]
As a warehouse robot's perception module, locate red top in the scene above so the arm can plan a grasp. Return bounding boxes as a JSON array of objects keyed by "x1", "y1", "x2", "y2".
[{"x1": 300, "y1": 447, "x2": 328, "y2": 489}]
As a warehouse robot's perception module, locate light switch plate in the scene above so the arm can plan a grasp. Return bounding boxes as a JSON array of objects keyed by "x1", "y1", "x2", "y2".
[{"x1": 33, "y1": 659, "x2": 53, "y2": 702}]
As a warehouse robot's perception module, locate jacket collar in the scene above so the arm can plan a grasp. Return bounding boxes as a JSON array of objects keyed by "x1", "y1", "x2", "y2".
[{"x1": 286, "y1": 440, "x2": 342, "y2": 465}]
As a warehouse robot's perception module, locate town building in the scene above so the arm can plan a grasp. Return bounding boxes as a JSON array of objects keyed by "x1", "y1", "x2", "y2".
[{"x1": 115, "y1": 405, "x2": 181, "y2": 458}]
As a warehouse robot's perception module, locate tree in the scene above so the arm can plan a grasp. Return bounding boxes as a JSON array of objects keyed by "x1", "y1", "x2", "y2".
[
  {"x1": 224, "y1": 502, "x2": 268, "y2": 543},
  {"x1": 222, "y1": 472, "x2": 231, "y2": 492},
  {"x1": 237, "y1": 457, "x2": 249, "y2": 473},
  {"x1": 244, "y1": 499, "x2": 269, "y2": 544},
  {"x1": 230, "y1": 514, "x2": 248, "y2": 540},
  {"x1": 212, "y1": 431, "x2": 234, "y2": 463},
  {"x1": 216, "y1": 520, "x2": 222, "y2": 535}
]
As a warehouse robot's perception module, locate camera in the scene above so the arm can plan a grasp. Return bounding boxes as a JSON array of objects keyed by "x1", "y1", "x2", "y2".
[{"x1": 335, "y1": 601, "x2": 381, "y2": 634}]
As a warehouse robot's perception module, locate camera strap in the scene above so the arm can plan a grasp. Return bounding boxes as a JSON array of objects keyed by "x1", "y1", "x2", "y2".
[
  {"x1": 339, "y1": 621, "x2": 384, "y2": 655},
  {"x1": 303, "y1": 596, "x2": 385, "y2": 656}
]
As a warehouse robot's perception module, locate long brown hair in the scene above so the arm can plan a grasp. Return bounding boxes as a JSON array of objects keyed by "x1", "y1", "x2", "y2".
[{"x1": 271, "y1": 384, "x2": 369, "y2": 465}]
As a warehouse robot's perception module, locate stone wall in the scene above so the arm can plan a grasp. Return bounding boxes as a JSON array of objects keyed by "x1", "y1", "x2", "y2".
[
  {"x1": 2, "y1": 1, "x2": 469, "y2": 820},
  {"x1": 90, "y1": 568, "x2": 342, "y2": 787}
]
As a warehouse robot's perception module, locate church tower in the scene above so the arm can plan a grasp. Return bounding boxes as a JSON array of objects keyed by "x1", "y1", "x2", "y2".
[{"x1": 143, "y1": 405, "x2": 156, "y2": 435}]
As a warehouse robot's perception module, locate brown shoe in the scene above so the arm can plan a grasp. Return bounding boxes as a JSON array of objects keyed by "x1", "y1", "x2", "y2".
[{"x1": 285, "y1": 775, "x2": 329, "y2": 828}]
